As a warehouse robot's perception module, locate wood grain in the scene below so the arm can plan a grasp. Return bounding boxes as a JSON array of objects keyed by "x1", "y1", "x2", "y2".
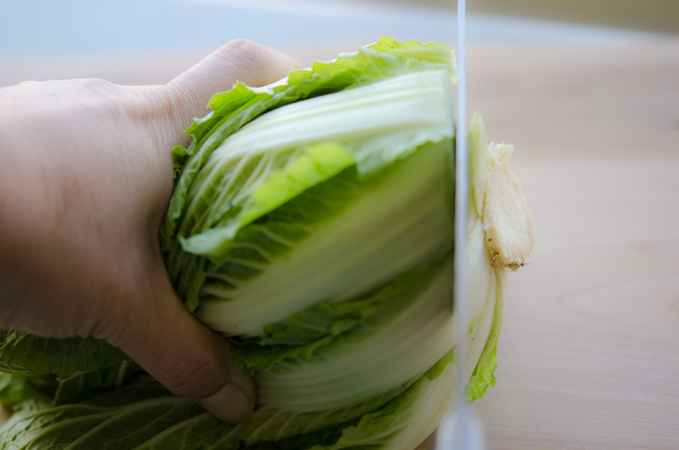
[
  {"x1": 2, "y1": 39, "x2": 679, "y2": 449},
  {"x1": 466, "y1": 40, "x2": 679, "y2": 450}
]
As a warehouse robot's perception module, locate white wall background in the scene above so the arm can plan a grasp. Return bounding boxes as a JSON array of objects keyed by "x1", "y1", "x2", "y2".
[{"x1": 0, "y1": 0, "x2": 662, "y2": 60}]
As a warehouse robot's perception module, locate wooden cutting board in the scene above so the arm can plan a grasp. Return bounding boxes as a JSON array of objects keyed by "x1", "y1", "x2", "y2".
[{"x1": 2, "y1": 39, "x2": 679, "y2": 450}]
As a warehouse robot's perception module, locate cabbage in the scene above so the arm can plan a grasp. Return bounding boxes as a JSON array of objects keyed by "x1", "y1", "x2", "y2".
[{"x1": 0, "y1": 37, "x2": 533, "y2": 450}]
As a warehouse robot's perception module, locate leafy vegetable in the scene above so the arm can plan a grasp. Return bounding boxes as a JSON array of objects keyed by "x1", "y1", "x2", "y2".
[
  {"x1": 1, "y1": 37, "x2": 534, "y2": 450},
  {"x1": 0, "y1": 330, "x2": 128, "y2": 378}
]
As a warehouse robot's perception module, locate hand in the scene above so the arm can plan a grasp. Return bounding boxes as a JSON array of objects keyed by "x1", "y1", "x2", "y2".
[{"x1": 0, "y1": 40, "x2": 301, "y2": 424}]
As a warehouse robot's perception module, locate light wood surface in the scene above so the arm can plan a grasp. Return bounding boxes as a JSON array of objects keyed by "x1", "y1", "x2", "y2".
[{"x1": 2, "y1": 39, "x2": 679, "y2": 449}]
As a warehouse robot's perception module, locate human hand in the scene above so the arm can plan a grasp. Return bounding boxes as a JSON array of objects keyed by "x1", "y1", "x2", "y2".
[{"x1": 0, "y1": 40, "x2": 301, "y2": 424}]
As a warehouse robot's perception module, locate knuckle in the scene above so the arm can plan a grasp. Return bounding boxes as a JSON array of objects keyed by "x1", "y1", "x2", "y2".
[
  {"x1": 69, "y1": 78, "x2": 120, "y2": 97},
  {"x1": 224, "y1": 38, "x2": 263, "y2": 55},
  {"x1": 217, "y1": 39, "x2": 265, "y2": 70},
  {"x1": 15, "y1": 79, "x2": 40, "y2": 88},
  {"x1": 77, "y1": 77, "x2": 112, "y2": 88},
  {"x1": 123, "y1": 84, "x2": 172, "y2": 123}
]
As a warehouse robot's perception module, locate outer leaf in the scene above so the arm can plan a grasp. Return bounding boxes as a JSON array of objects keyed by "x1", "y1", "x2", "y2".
[
  {"x1": 0, "y1": 373, "x2": 59, "y2": 409},
  {"x1": 0, "y1": 373, "x2": 418, "y2": 450},
  {"x1": 0, "y1": 361, "x2": 142, "y2": 410},
  {"x1": 0, "y1": 361, "x2": 32, "y2": 377},
  {"x1": 52, "y1": 361, "x2": 144, "y2": 406},
  {"x1": 466, "y1": 270, "x2": 505, "y2": 403},
  {"x1": 0, "y1": 330, "x2": 128, "y2": 379},
  {"x1": 0, "y1": 374, "x2": 24, "y2": 406}
]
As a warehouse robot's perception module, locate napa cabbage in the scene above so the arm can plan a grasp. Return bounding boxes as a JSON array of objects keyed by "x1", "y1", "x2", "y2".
[{"x1": 0, "y1": 37, "x2": 533, "y2": 450}]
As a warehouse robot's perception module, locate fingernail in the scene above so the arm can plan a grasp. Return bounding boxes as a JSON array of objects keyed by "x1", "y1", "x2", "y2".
[{"x1": 197, "y1": 384, "x2": 254, "y2": 424}]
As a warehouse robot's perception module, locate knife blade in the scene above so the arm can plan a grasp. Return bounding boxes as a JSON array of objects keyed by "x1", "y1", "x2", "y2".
[{"x1": 434, "y1": 1, "x2": 488, "y2": 448}]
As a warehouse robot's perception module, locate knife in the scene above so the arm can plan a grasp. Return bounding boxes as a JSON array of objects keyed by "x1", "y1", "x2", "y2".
[{"x1": 434, "y1": 1, "x2": 488, "y2": 449}]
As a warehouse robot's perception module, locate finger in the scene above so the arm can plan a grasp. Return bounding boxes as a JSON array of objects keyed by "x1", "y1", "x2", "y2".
[
  {"x1": 109, "y1": 270, "x2": 256, "y2": 424},
  {"x1": 166, "y1": 39, "x2": 302, "y2": 125}
]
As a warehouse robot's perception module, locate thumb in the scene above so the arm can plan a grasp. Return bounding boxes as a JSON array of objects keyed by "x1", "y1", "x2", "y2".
[
  {"x1": 110, "y1": 270, "x2": 255, "y2": 424},
  {"x1": 163, "y1": 39, "x2": 302, "y2": 138}
]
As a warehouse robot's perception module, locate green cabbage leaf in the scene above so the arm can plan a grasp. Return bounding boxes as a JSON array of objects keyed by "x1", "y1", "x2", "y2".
[{"x1": 0, "y1": 37, "x2": 517, "y2": 450}]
